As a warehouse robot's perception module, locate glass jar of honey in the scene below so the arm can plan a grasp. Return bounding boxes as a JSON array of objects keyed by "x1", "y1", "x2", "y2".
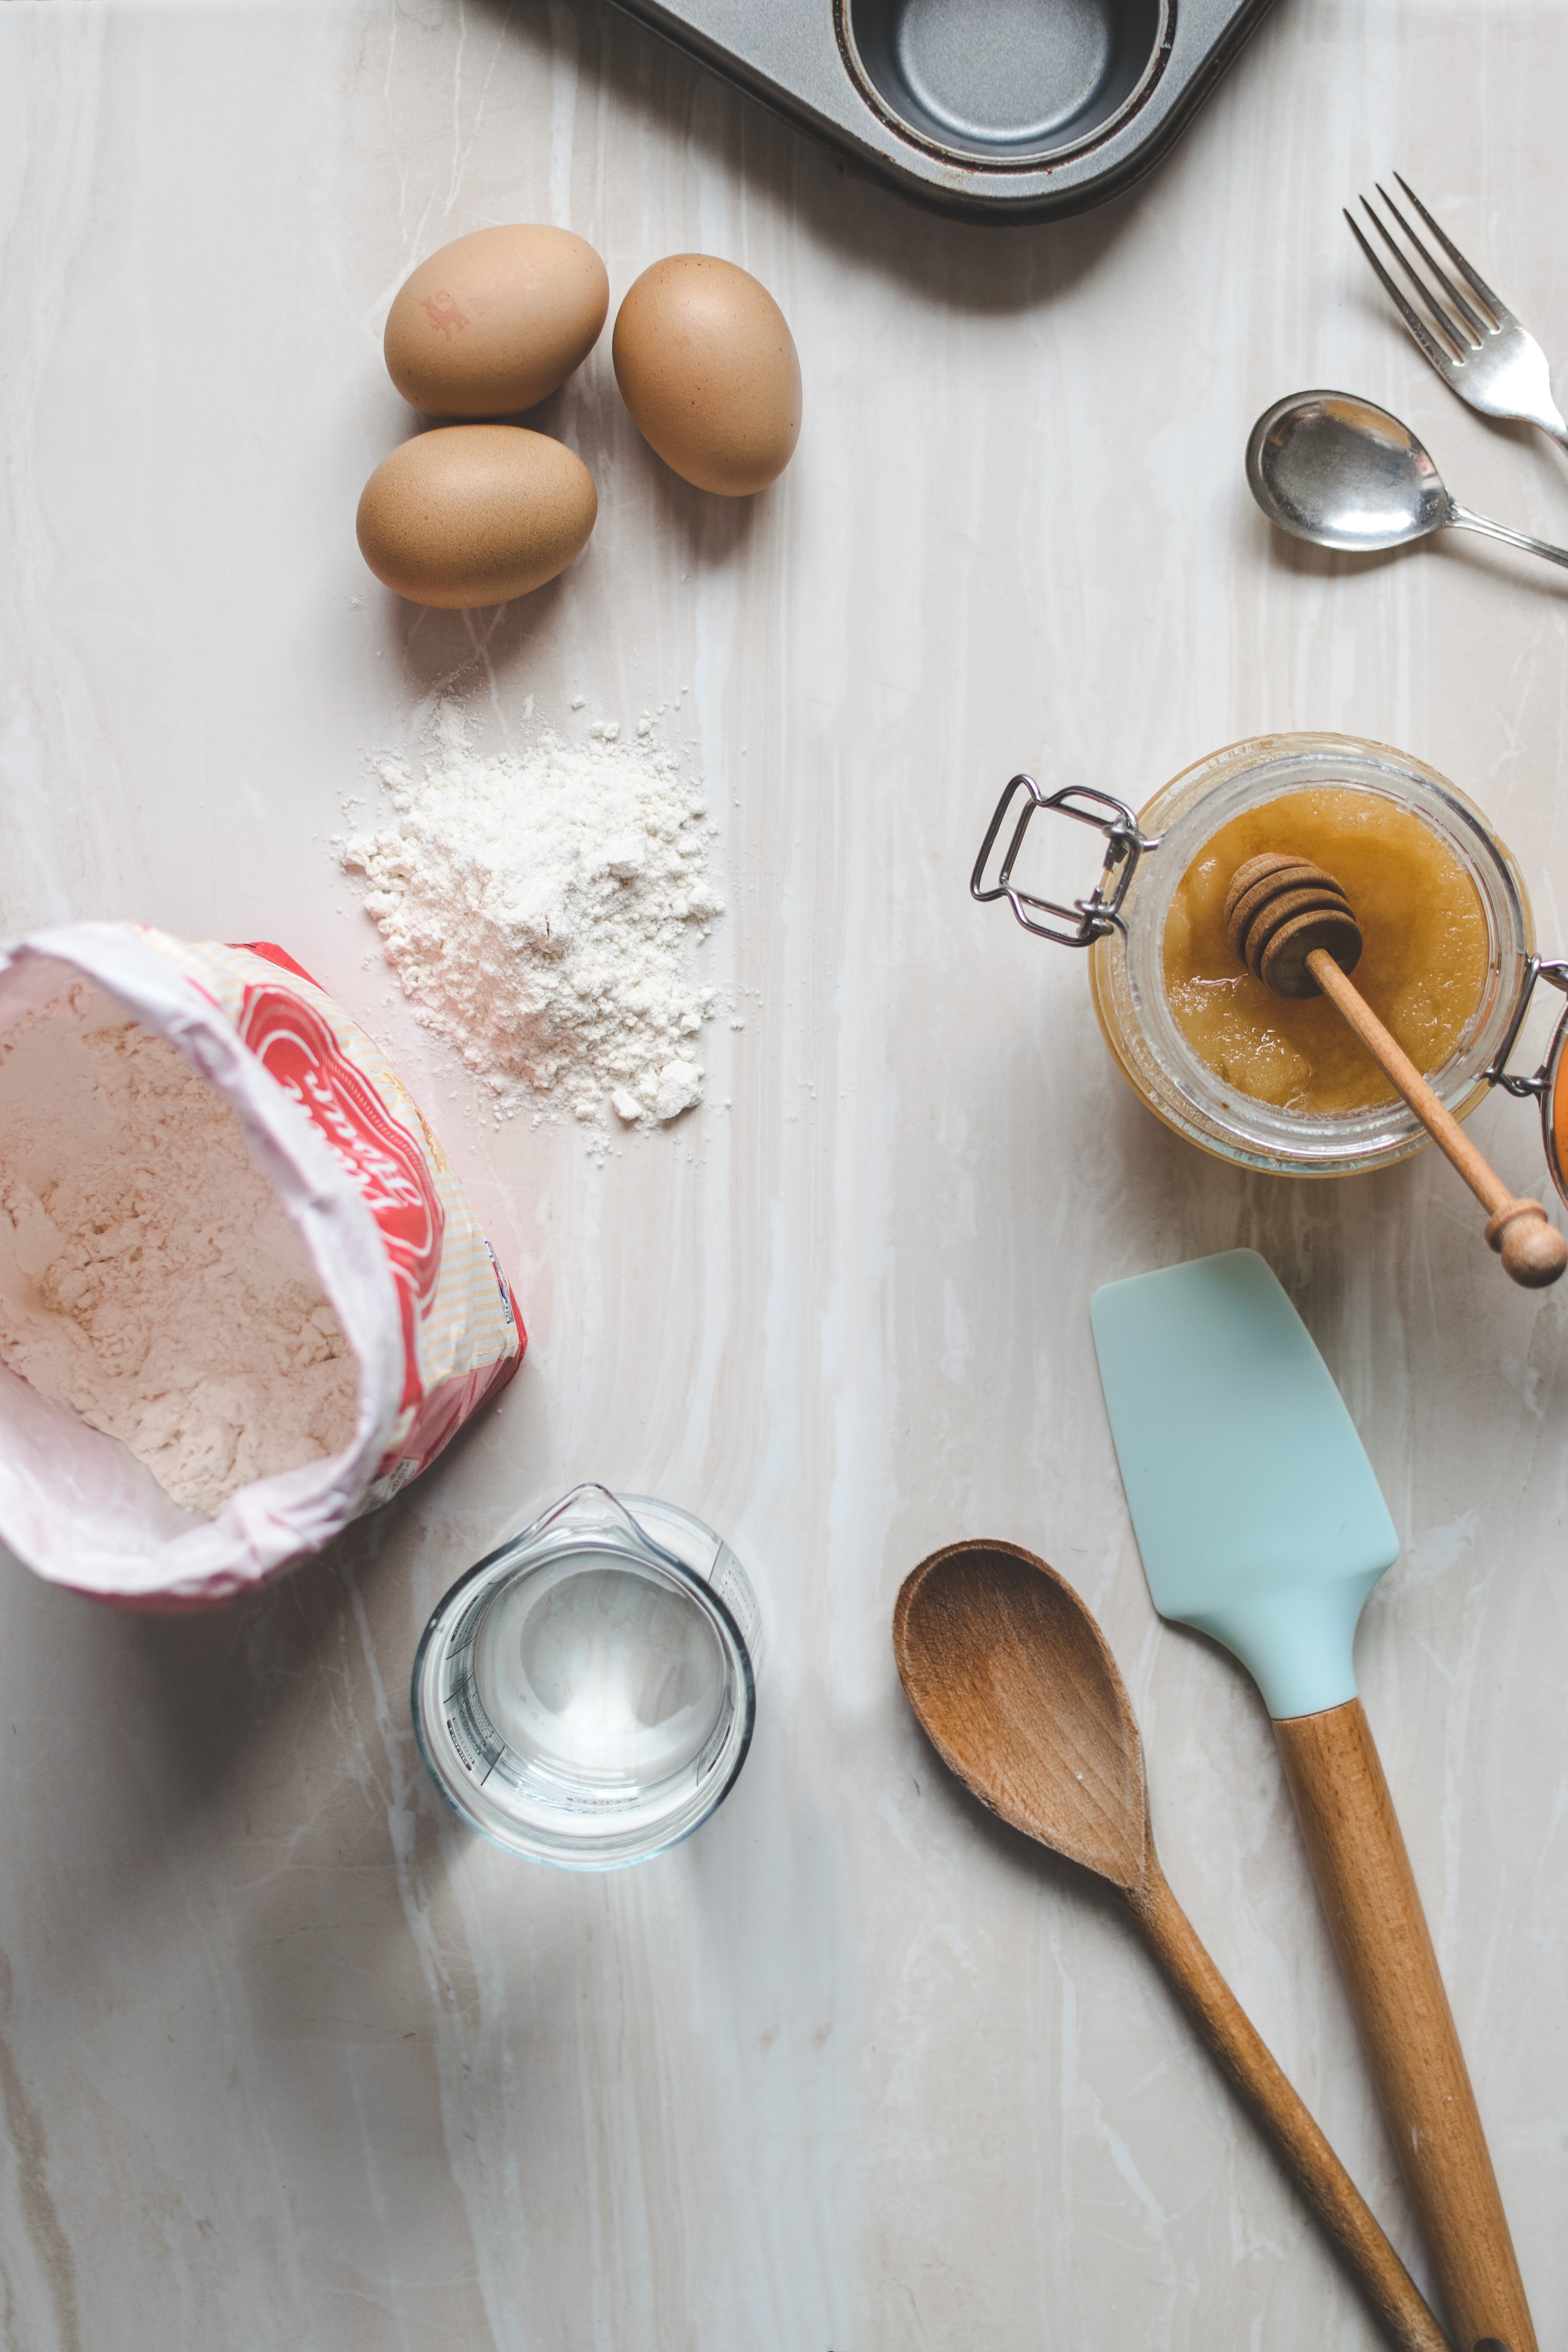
[{"x1": 973, "y1": 732, "x2": 1535, "y2": 1178}]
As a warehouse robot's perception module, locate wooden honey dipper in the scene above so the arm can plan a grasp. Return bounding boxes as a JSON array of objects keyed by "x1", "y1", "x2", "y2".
[{"x1": 1225, "y1": 851, "x2": 1568, "y2": 1289}]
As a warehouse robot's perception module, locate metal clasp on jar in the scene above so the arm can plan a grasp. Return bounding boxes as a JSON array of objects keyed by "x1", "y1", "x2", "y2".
[
  {"x1": 970, "y1": 775, "x2": 1160, "y2": 949},
  {"x1": 1483, "y1": 956, "x2": 1568, "y2": 1097},
  {"x1": 1484, "y1": 956, "x2": 1568, "y2": 1205}
]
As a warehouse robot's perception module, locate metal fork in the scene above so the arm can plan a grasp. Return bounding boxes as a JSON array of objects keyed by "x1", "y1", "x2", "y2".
[{"x1": 1347, "y1": 175, "x2": 1568, "y2": 451}]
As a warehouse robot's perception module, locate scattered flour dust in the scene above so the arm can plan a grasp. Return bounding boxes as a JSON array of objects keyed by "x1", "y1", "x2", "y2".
[
  {"x1": 0, "y1": 978, "x2": 360, "y2": 1519},
  {"x1": 338, "y1": 706, "x2": 725, "y2": 1141}
]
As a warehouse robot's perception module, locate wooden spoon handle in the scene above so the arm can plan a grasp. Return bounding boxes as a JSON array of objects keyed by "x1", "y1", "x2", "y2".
[
  {"x1": 1306, "y1": 949, "x2": 1565, "y2": 1289},
  {"x1": 1124, "y1": 1854, "x2": 1450, "y2": 2350},
  {"x1": 1274, "y1": 1698, "x2": 1535, "y2": 2352}
]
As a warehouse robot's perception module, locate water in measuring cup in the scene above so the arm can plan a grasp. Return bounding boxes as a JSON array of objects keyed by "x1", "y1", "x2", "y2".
[{"x1": 470, "y1": 1551, "x2": 730, "y2": 1793}]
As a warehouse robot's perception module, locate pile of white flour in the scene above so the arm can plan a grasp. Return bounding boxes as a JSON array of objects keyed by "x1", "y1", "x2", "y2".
[
  {"x1": 339, "y1": 709, "x2": 722, "y2": 1134},
  {"x1": 0, "y1": 979, "x2": 359, "y2": 1519}
]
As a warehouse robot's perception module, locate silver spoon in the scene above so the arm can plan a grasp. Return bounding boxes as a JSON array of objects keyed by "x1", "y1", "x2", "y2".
[{"x1": 1247, "y1": 389, "x2": 1568, "y2": 571}]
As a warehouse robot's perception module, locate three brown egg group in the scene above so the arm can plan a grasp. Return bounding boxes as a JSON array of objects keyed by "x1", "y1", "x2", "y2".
[{"x1": 356, "y1": 225, "x2": 802, "y2": 610}]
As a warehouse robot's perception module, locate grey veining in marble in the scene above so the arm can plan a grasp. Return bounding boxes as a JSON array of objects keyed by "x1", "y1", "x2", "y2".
[{"x1": 1, "y1": 1, "x2": 1566, "y2": 2345}]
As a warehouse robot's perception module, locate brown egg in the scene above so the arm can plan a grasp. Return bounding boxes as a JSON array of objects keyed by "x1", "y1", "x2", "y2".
[
  {"x1": 384, "y1": 225, "x2": 609, "y2": 418},
  {"x1": 356, "y1": 425, "x2": 597, "y2": 608},
  {"x1": 612, "y1": 255, "x2": 801, "y2": 496}
]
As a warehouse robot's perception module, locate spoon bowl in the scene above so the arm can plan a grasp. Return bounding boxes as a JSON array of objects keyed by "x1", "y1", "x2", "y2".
[
  {"x1": 893, "y1": 1538, "x2": 1449, "y2": 2352},
  {"x1": 894, "y1": 1537, "x2": 1147, "y2": 1884},
  {"x1": 1247, "y1": 392, "x2": 1451, "y2": 552}
]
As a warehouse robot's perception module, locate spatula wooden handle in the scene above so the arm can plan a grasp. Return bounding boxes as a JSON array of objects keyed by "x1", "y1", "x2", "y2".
[
  {"x1": 1125, "y1": 1855, "x2": 1450, "y2": 2350},
  {"x1": 1307, "y1": 950, "x2": 1565, "y2": 1291},
  {"x1": 1275, "y1": 1698, "x2": 1535, "y2": 2352}
]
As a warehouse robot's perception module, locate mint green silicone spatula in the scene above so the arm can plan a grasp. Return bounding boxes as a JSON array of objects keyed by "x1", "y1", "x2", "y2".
[{"x1": 1091, "y1": 1251, "x2": 1532, "y2": 2352}]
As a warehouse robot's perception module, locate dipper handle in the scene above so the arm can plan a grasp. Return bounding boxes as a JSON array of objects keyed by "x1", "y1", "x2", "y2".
[
  {"x1": 1126, "y1": 1854, "x2": 1451, "y2": 2351},
  {"x1": 1307, "y1": 950, "x2": 1565, "y2": 1288},
  {"x1": 1275, "y1": 1699, "x2": 1536, "y2": 2352},
  {"x1": 1224, "y1": 852, "x2": 1565, "y2": 1289}
]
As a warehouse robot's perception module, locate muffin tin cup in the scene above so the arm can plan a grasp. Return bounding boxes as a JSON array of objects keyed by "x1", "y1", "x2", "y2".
[{"x1": 837, "y1": 0, "x2": 1170, "y2": 171}]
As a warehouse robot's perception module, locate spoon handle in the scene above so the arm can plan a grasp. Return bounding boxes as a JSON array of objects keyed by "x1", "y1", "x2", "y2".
[
  {"x1": 1124, "y1": 1855, "x2": 1450, "y2": 2352},
  {"x1": 1448, "y1": 501, "x2": 1568, "y2": 571}
]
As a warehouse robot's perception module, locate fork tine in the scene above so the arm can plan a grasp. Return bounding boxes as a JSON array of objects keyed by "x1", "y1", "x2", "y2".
[
  {"x1": 1358, "y1": 198, "x2": 1471, "y2": 356},
  {"x1": 1373, "y1": 182, "x2": 1491, "y2": 343},
  {"x1": 1393, "y1": 173, "x2": 1513, "y2": 326},
  {"x1": 1345, "y1": 210, "x2": 1462, "y2": 375}
]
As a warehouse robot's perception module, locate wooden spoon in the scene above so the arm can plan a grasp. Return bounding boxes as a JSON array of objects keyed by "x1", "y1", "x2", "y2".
[
  {"x1": 1225, "y1": 850, "x2": 1566, "y2": 1289},
  {"x1": 894, "y1": 1538, "x2": 1450, "y2": 2352}
]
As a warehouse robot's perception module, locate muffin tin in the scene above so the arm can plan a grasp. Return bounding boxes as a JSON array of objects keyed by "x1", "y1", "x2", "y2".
[{"x1": 607, "y1": 0, "x2": 1281, "y2": 220}]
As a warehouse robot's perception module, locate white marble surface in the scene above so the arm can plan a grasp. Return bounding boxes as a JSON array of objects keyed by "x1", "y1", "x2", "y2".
[{"x1": 3, "y1": 0, "x2": 1568, "y2": 2343}]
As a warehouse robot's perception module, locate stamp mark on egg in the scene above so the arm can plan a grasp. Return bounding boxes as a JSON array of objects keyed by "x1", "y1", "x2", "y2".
[{"x1": 420, "y1": 289, "x2": 469, "y2": 339}]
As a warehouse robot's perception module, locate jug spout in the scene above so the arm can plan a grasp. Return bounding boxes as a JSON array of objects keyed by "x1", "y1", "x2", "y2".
[{"x1": 531, "y1": 1482, "x2": 669, "y2": 1563}]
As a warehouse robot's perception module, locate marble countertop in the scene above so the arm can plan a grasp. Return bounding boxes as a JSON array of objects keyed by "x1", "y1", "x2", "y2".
[{"x1": 3, "y1": 1, "x2": 1567, "y2": 2344}]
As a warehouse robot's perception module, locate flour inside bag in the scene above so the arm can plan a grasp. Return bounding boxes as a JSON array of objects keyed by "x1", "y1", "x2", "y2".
[{"x1": 0, "y1": 924, "x2": 524, "y2": 1607}]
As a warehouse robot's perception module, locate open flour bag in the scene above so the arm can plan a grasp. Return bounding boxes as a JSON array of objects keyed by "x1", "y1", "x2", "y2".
[{"x1": 0, "y1": 924, "x2": 524, "y2": 1608}]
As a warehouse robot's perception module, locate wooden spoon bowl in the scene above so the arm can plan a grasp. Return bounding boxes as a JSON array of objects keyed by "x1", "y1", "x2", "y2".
[{"x1": 894, "y1": 1537, "x2": 1147, "y2": 1884}]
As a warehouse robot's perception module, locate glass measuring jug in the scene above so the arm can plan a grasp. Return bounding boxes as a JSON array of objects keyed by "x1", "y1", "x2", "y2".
[{"x1": 412, "y1": 1484, "x2": 761, "y2": 1869}]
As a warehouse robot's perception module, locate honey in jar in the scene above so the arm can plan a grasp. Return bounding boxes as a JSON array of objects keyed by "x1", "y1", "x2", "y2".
[{"x1": 1162, "y1": 787, "x2": 1490, "y2": 1111}]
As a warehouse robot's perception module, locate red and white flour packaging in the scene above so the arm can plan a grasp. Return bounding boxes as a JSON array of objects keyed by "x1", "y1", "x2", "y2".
[{"x1": 0, "y1": 924, "x2": 524, "y2": 1609}]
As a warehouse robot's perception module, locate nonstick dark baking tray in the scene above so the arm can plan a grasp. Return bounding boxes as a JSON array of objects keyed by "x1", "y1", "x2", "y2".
[{"x1": 602, "y1": 0, "x2": 1281, "y2": 222}]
